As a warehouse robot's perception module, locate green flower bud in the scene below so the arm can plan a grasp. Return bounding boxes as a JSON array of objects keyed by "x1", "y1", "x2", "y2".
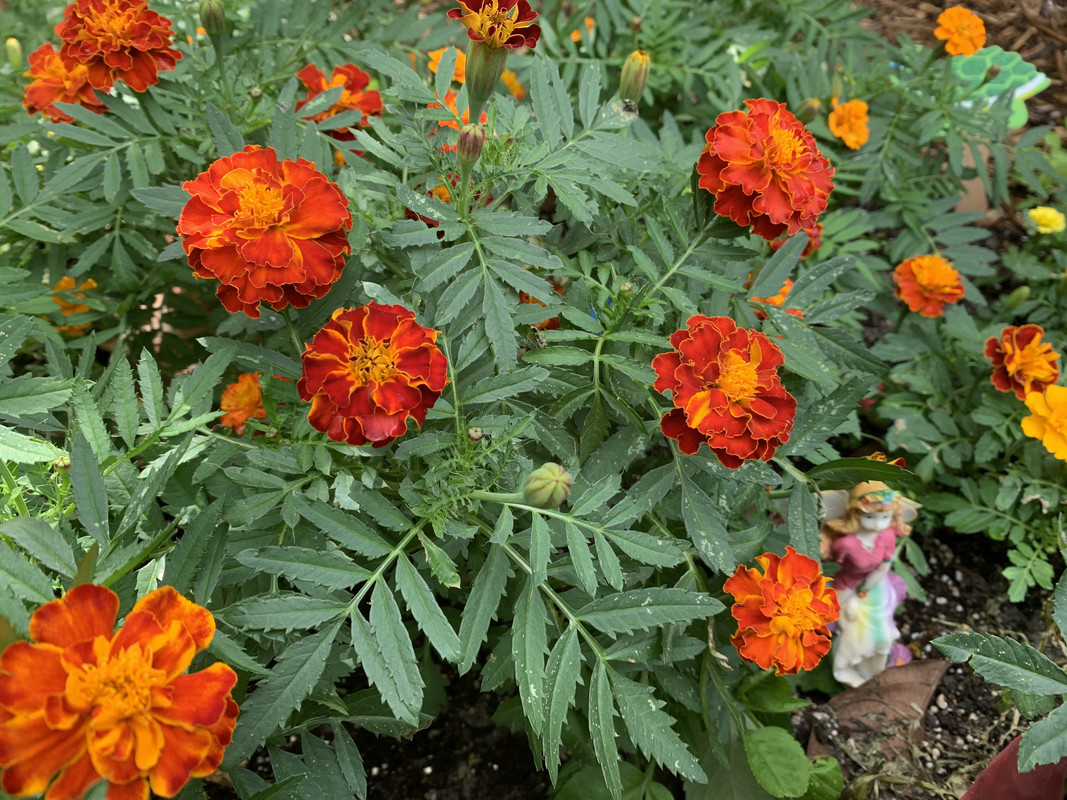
[
  {"x1": 467, "y1": 426, "x2": 484, "y2": 441},
  {"x1": 795, "y1": 97, "x2": 821, "y2": 124},
  {"x1": 523, "y1": 462, "x2": 573, "y2": 509},
  {"x1": 199, "y1": 0, "x2": 226, "y2": 35},
  {"x1": 619, "y1": 50, "x2": 650, "y2": 104},
  {"x1": 1003, "y1": 285, "x2": 1030, "y2": 310},
  {"x1": 457, "y1": 123, "x2": 486, "y2": 168},
  {"x1": 464, "y1": 40, "x2": 507, "y2": 124},
  {"x1": 6, "y1": 37, "x2": 22, "y2": 71}
]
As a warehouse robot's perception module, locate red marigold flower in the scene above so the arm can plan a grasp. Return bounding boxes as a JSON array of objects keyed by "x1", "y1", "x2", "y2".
[
  {"x1": 696, "y1": 98, "x2": 834, "y2": 243},
  {"x1": 22, "y1": 42, "x2": 107, "y2": 123},
  {"x1": 55, "y1": 0, "x2": 181, "y2": 92},
  {"x1": 984, "y1": 324, "x2": 1061, "y2": 400},
  {"x1": 220, "y1": 371, "x2": 267, "y2": 435},
  {"x1": 723, "y1": 546, "x2": 840, "y2": 675},
  {"x1": 177, "y1": 145, "x2": 352, "y2": 318},
  {"x1": 0, "y1": 584, "x2": 238, "y2": 800},
  {"x1": 295, "y1": 63, "x2": 384, "y2": 141},
  {"x1": 934, "y1": 6, "x2": 986, "y2": 56},
  {"x1": 892, "y1": 254, "x2": 964, "y2": 318},
  {"x1": 652, "y1": 315, "x2": 797, "y2": 469},
  {"x1": 447, "y1": 0, "x2": 541, "y2": 50},
  {"x1": 298, "y1": 303, "x2": 448, "y2": 447},
  {"x1": 827, "y1": 98, "x2": 869, "y2": 150}
]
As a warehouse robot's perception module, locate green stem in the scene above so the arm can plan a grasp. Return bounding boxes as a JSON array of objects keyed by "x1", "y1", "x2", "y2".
[
  {"x1": 282, "y1": 308, "x2": 306, "y2": 359},
  {"x1": 0, "y1": 460, "x2": 30, "y2": 517}
]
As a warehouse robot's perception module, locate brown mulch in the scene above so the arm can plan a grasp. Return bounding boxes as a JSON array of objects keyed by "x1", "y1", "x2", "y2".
[{"x1": 857, "y1": 0, "x2": 1067, "y2": 129}]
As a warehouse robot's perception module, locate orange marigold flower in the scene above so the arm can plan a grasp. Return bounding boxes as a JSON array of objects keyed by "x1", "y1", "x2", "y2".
[
  {"x1": 892, "y1": 254, "x2": 964, "y2": 318},
  {"x1": 696, "y1": 98, "x2": 834, "y2": 244},
  {"x1": 219, "y1": 371, "x2": 267, "y2": 435},
  {"x1": 827, "y1": 98, "x2": 869, "y2": 150},
  {"x1": 1021, "y1": 385, "x2": 1067, "y2": 461},
  {"x1": 177, "y1": 145, "x2": 352, "y2": 319},
  {"x1": 723, "y1": 546, "x2": 840, "y2": 675},
  {"x1": 984, "y1": 324, "x2": 1061, "y2": 400},
  {"x1": 750, "y1": 278, "x2": 804, "y2": 320},
  {"x1": 569, "y1": 16, "x2": 594, "y2": 42},
  {"x1": 447, "y1": 0, "x2": 541, "y2": 50},
  {"x1": 22, "y1": 42, "x2": 107, "y2": 123},
  {"x1": 934, "y1": 6, "x2": 986, "y2": 56},
  {"x1": 295, "y1": 63, "x2": 383, "y2": 140},
  {"x1": 52, "y1": 276, "x2": 98, "y2": 336},
  {"x1": 0, "y1": 584, "x2": 238, "y2": 800},
  {"x1": 652, "y1": 315, "x2": 797, "y2": 469},
  {"x1": 55, "y1": 0, "x2": 181, "y2": 92},
  {"x1": 428, "y1": 48, "x2": 466, "y2": 83},
  {"x1": 298, "y1": 303, "x2": 448, "y2": 447},
  {"x1": 519, "y1": 282, "x2": 565, "y2": 330},
  {"x1": 500, "y1": 68, "x2": 525, "y2": 100}
]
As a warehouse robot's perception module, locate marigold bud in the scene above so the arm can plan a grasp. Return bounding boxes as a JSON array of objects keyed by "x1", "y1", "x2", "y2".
[
  {"x1": 795, "y1": 97, "x2": 821, "y2": 123},
  {"x1": 464, "y1": 40, "x2": 507, "y2": 123},
  {"x1": 199, "y1": 0, "x2": 226, "y2": 35},
  {"x1": 457, "y1": 123, "x2": 486, "y2": 167},
  {"x1": 620, "y1": 50, "x2": 650, "y2": 103},
  {"x1": 6, "y1": 37, "x2": 22, "y2": 70},
  {"x1": 523, "y1": 462, "x2": 573, "y2": 509},
  {"x1": 1003, "y1": 285, "x2": 1030, "y2": 310},
  {"x1": 467, "y1": 426, "x2": 484, "y2": 441}
]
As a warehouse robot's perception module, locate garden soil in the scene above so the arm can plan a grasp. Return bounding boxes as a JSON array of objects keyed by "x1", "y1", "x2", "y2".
[{"x1": 216, "y1": 1, "x2": 1067, "y2": 798}]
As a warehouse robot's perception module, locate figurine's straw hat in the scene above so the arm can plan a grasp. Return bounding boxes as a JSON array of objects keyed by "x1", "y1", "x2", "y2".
[{"x1": 848, "y1": 481, "x2": 898, "y2": 511}]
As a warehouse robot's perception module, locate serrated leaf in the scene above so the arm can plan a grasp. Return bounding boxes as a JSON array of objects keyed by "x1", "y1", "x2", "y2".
[
  {"x1": 578, "y1": 62, "x2": 601, "y2": 129},
  {"x1": 589, "y1": 661, "x2": 623, "y2": 800},
  {"x1": 236, "y1": 547, "x2": 371, "y2": 590},
  {"x1": 462, "y1": 366, "x2": 550, "y2": 405},
  {"x1": 69, "y1": 433, "x2": 108, "y2": 545},
  {"x1": 224, "y1": 595, "x2": 349, "y2": 631},
  {"x1": 679, "y1": 466, "x2": 733, "y2": 572},
  {"x1": 224, "y1": 622, "x2": 342, "y2": 767},
  {"x1": 70, "y1": 380, "x2": 111, "y2": 458},
  {"x1": 781, "y1": 376, "x2": 871, "y2": 457},
  {"x1": 565, "y1": 522, "x2": 597, "y2": 597},
  {"x1": 0, "y1": 317, "x2": 35, "y2": 369},
  {"x1": 0, "y1": 539, "x2": 55, "y2": 604},
  {"x1": 395, "y1": 552, "x2": 461, "y2": 660},
  {"x1": 483, "y1": 276, "x2": 517, "y2": 369},
  {"x1": 609, "y1": 668, "x2": 705, "y2": 782},
  {"x1": 174, "y1": 344, "x2": 235, "y2": 413},
  {"x1": 593, "y1": 532, "x2": 624, "y2": 590},
  {"x1": 932, "y1": 632, "x2": 1067, "y2": 695},
  {"x1": 0, "y1": 426, "x2": 64, "y2": 464},
  {"x1": 204, "y1": 102, "x2": 244, "y2": 156},
  {"x1": 459, "y1": 545, "x2": 511, "y2": 672},
  {"x1": 419, "y1": 534, "x2": 461, "y2": 588},
  {"x1": 338, "y1": 482, "x2": 410, "y2": 532},
  {"x1": 788, "y1": 484, "x2": 819, "y2": 558},
  {"x1": 138, "y1": 348, "x2": 165, "y2": 426},
  {"x1": 331, "y1": 725, "x2": 368, "y2": 799},
  {"x1": 743, "y1": 726, "x2": 811, "y2": 797},
  {"x1": 1018, "y1": 702, "x2": 1067, "y2": 771},
  {"x1": 512, "y1": 576, "x2": 548, "y2": 730},
  {"x1": 577, "y1": 589, "x2": 723, "y2": 636},
  {"x1": 529, "y1": 512, "x2": 551, "y2": 585},
  {"x1": 0, "y1": 518, "x2": 76, "y2": 578},
  {"x1": 351, "y1": 606, "x2": 419, "y2": 725},
  {"x1": 606, "y1": 528, "x2": 688, "y2": 568},
  {"x1": 292, "y1": 495, "x2": 392, "y2": 559},
  {"x1": 542, "y1": 626, "x2": 582, "y2": 781},
  {"x1": 110, "y1": 358, "x2": 139, "y2": 448},
  {"x1": 416, "y1": 242, "x2": 475, "y2": 292}
]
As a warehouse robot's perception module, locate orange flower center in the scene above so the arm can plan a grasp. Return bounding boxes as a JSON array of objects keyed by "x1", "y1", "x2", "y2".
[
  {"x1": 1006, "y1": 341, "x2": 1058, "y2": 383},
  {"x1": 66, "y1": 644, "x2": 165, "y2": 719},
  {"x1": 236, "y1": 182, "x2": 286, "y2": 230},
  {"x1": 769, "y1": 586, "x2": 820, "y2": 637},
  {"x1": 765, "y1": 126, "x2": 803, "y2": 167},
  {"x1": 349, "y1": 339, "x2": 397, "y2": 383},
  {"x1": 717, "y1": 351, "x2": 760, "y2": 404},
  {"x1": 913, "y1": 257, "x2": 959, "y2": 293}
]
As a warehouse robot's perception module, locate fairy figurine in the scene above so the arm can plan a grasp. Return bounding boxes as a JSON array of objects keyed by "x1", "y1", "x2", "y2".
[{"x1": 820, "y1": 481, "x2": 920, "y2": 688}]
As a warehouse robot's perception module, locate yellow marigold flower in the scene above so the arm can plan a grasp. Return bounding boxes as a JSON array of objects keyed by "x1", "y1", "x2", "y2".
[
  {"x1": 500, "y1": 67, "x2": 525, "y2": 99},
  {"x1": 1028, "y1": 206, "x2": 1066, "y2": 235},
  {"x1": 220, "y1": 371, "x2": 267, "y2": 435},
  {"x1": 569, "y1": 16, "x2": 594, "y2": 42},
  {"x1": 51, "y1": 276, "x2": 98, "y2": 336},
  {"x1": 827, "y1": 98, "x2": 869, "y2": 150},
  {"x1": 0, "y1": 584, "x2": 238, "y2": 800},
  {"x1": 934, "y1": 6, "x2": 986, "y2": 56},
  {"x1": 1021, "y1": 385, "x2": 1067, "y2": 461},
  {"x1": 428, "y1": 47, "x2": 466, "y2": 83}
]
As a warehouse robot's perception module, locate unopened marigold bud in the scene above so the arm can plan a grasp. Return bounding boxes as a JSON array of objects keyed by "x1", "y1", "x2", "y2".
[
  {"x1": 795, "y1": 97, "x2": 821, "y2": 123},
  {"x1": 1003, "y1": 285, "x2": 1030, "y2": 310},
  {"x1": 830, "y1": 72, "x2": 844, "y2": 104},
  {"x1": 6, "y1": 37, "x2": 22, "y2": 70},
  {"x1": 523, "y1": 462, "x2": 573, "y2": 509},
  {"x1": 52, "y1": 455, "x2": 71, "y2": 470},
  {"x1": 199, "y1": 0, "x2": 226, "y2": 35},
  {"x1": 457, "y1": 123, "x2": 486, "y2": 167},
  {"x1": 467, "y1": 426, "x2": 484, "y2": 441},
  {"x1": 619, "y1": 281, "x2": 634, "y2": 294},
  {"x1": 620, "y1": 50, "x2": 650, "y2": 103}
]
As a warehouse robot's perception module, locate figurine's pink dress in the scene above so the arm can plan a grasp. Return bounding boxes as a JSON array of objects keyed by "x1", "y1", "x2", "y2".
[{"x1": 829, "y1": 527, "x2": 908, "y2": 686}]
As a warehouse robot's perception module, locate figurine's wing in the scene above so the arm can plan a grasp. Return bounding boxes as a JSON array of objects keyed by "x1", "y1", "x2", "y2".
[
  {"x1": 819, "y1": 490, "x2": 849, "y2": 523},
  {"x1": 898, "y1": 497, "x2": 921, "y2": 524}
]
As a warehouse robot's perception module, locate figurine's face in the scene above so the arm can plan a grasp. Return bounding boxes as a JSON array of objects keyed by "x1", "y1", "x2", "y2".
[{"x1": 859, "y1": 510, "x2": 893, "y2": 532}]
